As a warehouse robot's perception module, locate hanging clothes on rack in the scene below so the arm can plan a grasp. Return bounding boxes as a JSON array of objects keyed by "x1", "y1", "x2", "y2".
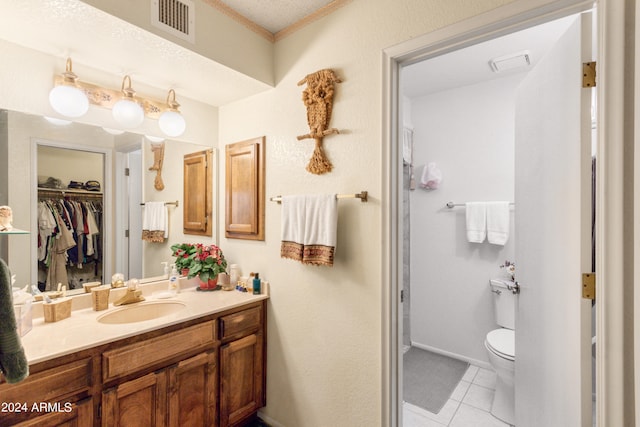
[{"x1": 37, "y1": 190, "x2": 103, "y2": 291}]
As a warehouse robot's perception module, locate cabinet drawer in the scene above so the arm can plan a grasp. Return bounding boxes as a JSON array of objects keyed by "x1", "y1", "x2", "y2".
[
  {"x1": 219, "y1": 306, "x2": 262, "y2": 340},
  {"x1": 103, "y1": 321, "x2": 215, "y2": 382},
  {"x1": 0, "y1": 357, "x2": 92, "y2": 404}
]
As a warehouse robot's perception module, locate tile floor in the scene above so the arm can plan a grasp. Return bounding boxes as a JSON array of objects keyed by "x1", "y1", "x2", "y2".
[{"x1": 403, "y1": 364, "x2": 512, "y2": 427}]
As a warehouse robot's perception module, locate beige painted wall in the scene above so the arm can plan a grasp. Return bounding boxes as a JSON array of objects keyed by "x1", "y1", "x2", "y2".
[
  {"x1": 83, "y1": 0, "x2": 274, "y2": 86},
  {"x1": 217, "y1": 1, "x2": 514, "y2": 425}
]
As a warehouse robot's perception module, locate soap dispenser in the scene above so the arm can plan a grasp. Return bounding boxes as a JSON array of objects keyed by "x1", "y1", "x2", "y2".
[
  {"x1": 161, "y1": 262, "x2": 169, "y2": 279},
  {"x1": 168, "y1": 264, "x2": 180, "y2": 294}
]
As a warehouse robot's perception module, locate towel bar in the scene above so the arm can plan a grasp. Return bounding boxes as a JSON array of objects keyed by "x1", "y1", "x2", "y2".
[
  {"x1": 270, "y1": 191, "x2": 368, "y2": 204},
  {"x1": 140, "y1": 201, "x2": 179, "y2": 207},
  {"x1": 446, "y1": 201, "x2": 514, "y2": 209}
]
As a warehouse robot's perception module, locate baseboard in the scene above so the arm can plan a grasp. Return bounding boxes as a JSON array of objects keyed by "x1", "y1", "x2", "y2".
[
  {"x1": 410, "y1": 341, "x2": 493, "y2": 371},
  {"x1": 257, "y1": 411, "x2": 284, "y2": 427}
]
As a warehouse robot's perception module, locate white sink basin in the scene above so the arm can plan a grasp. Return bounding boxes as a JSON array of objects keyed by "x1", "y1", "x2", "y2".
[{"x1": 97, "y1": 301, "x2": 186, "y2": 324}]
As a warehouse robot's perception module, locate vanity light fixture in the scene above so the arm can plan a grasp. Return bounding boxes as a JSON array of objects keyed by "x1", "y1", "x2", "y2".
[
  {"x1": 158, "y1": 89, "x2": 186, "y2": 137},
  {"x1": 112, "y1": 75, "x2": 145, "y2": 129},
  {"x1": 48, "y1": 58, "x2": 89, "y2": 118},
  {"x1": 49, "y1": 57, "x2": 188, "y2": 137}
]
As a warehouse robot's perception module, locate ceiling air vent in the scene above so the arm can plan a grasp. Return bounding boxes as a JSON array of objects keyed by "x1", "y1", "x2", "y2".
[
  {"x1": 151, "y1": 0, "x2": 195, "y2": 43},
  {"x1": 489, "y1": 51, "x2": 531, "y2": 73}
]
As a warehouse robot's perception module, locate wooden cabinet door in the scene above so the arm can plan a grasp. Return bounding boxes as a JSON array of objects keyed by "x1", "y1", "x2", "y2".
[
  {"x1": 167, "y1": 351, "x2": 217, "y2": 427},
  {"x1": 14, "y1": 397, "x2": 94, "y2": 427},
  {"x1": 183, "y1": 149, "x2": 212, "y2": 236},
  {"x1": 225, "y1": 137, "x2": 265, "y2": 240},
  {"x1": 219, "y1": 333, "x2": 265, "y2": 426},
  {"x1": 101, "y1": 371, "x2": 167, "y2": 427}
]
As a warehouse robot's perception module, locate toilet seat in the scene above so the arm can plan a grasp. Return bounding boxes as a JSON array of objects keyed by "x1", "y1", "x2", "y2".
[{"x1": 486, "y1": 329, "x2": 515, "y2": 361}]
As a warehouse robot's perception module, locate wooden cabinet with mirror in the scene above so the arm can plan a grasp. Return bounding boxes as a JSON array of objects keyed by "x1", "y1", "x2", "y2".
[
  {"x1": 225, "y1": 137, "x2": 265, "y2": 241},
  {"x1": 183, "y1": 149, "x2": 213, "y2": 236}
]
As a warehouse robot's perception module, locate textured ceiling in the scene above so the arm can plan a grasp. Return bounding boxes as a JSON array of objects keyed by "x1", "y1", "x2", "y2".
[
  {"x1": 216, "y1": 0, "x2": 336, "y2": 34},
  {"x1": 204, "y1": 0, "x2": 349, "y2": 41}
]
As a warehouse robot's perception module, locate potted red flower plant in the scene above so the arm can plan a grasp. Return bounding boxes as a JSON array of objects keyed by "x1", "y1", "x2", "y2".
[
  {"x1": 170, "y1": 243, "x2": 197, "y2": 276},
  {"x1": 187, "y1": 243, "x2": 228, "y2": 289}
]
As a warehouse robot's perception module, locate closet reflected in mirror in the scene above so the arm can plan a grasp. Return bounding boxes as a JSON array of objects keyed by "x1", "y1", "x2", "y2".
[{"x1": 37, "y1": 144, "x2": 105, "y2": 291}]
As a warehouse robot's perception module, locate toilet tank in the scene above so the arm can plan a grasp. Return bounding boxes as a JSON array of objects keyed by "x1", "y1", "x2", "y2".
[{"x1": 490, "y1": 278, "x2": 516, "y2": 329}]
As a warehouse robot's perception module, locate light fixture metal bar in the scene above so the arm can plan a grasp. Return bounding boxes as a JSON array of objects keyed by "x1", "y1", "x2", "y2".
[{"x1": 54, "y1": 75, "x2": 170, "y2": 119}]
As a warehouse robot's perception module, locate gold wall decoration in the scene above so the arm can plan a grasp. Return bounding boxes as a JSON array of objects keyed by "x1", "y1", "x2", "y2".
[
  {"x1": 297, "y1": 69, "x2": 342, "y2": 175},
  {"x1": 149, "y1": 143, "x2": 165, "y2": 191}
]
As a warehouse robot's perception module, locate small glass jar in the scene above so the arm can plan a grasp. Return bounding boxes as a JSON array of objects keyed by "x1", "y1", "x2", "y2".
[{"x1": 229, "y1": 264, "x2": 240, "y2": 287}]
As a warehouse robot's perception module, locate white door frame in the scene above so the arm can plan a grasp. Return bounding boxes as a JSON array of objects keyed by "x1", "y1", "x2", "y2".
[{"x1": 381, "y1": 0, "x2": 628, "y2": 425}]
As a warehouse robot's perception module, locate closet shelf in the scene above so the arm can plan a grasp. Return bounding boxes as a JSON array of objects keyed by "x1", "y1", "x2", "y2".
[
  {"x1": 0, "y1": 229, "x2": 29, "y2": 235},
  {"x1": 38, "y1": 187, "x2": 103, "y2": 196}
]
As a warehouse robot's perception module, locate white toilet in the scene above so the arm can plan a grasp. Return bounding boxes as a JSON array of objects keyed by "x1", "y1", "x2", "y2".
[{"x1": 485, "y1": 278, "x2": 516, "y2": 425}]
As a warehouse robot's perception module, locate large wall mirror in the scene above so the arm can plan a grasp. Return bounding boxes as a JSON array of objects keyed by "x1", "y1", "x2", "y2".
[{"x1": 1, "y1": 109, "x2": 217, "y2": 295}]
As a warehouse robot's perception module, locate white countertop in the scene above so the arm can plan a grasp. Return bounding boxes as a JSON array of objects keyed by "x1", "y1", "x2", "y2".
[{"x1": 21, "y1": 280, "x2": 269, "y2": 365}]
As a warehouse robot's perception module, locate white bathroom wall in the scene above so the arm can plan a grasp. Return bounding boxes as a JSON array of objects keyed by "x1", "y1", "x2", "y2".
[{"x1": 409, "y1": 74, "x2": 521, "y2": 365}]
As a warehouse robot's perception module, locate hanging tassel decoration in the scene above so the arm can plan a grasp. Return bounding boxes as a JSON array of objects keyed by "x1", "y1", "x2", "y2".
[{"x1": 297, "y1": 69, "x2": 342, "y2": 175}]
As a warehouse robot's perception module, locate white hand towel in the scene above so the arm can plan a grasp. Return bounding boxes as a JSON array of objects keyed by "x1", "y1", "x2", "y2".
[
  {"x1": 487, "y1": 201, "x2": 510, "y2": 245},
  {"x1": 465, "y1": 202, "x2": 486, "y2": 243},
  {"x1": 142, "y1": 201, "x2": 168, "y2": 242},
  {"x1": 281, "y1": 194, "x2": 337, "y2": 266},
  {"x1": 303, "y1": 194, "x2": 337, "y2": 249}
]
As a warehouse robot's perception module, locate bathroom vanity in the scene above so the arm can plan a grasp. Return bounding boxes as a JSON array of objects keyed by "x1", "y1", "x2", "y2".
[{"x1": 0, "y1": 284, "x2": 267, "y2": 426}]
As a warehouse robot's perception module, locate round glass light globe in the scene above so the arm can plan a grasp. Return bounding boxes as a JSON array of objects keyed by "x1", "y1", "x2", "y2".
[
  {"x1": 158, "y1": 111, "x2": 186, "y2": 137},
  {"x1": 112, "y1": 99, "x2": 144, "y2": 129},
  {"x1": 49, "y1": 85, "x2": 89, "y2": 118}
]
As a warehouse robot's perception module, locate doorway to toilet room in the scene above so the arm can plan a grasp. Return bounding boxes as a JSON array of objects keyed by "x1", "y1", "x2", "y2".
[
  {"x1": 115, "y1": 147, "x2": 143, "y2": 281},
  {"x1": 396, "y1": 7, "x2": 596, "y2": 427}
]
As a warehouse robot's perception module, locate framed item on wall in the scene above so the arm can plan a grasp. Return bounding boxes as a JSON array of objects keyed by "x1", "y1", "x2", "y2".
[{"x1": 225, "y1": 137, "x2": 265, "y2": 240}]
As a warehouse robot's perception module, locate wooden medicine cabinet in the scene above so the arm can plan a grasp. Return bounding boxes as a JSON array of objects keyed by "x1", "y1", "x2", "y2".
[
  {"x1": 183, "y1": 149, "x2": 213, "y2": 236},
  {"x1": 225, "y1": 137, "x2": 265, "y2": 240}
]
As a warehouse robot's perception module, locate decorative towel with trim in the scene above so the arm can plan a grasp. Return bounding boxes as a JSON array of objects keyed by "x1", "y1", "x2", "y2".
[
  {"x1": 0, "y1": 258, "x2": 29, "y2": 383},
  {"x1": 281, "y1": 194, "x2": 338, "y2": 266},
  {"x1": 141, "y1": 202, "x2": 168, "y2": 243},
  {"x1": 465, "y1": 202, "x2": 487, "y2": 243},
  {"x1": 486, "y1": 201, "x2": 510, "y2": 245}
]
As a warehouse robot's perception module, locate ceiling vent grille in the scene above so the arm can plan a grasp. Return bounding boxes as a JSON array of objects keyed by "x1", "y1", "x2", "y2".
[{"x1": 151, "y1": 0, "x2": 195, "y2": 43}]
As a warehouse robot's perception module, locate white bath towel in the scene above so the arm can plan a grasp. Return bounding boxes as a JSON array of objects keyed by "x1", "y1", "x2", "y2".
[
  {"x1": 142, "y1": 201, "x2": 168, "y2": 243},
  {"x1": 281, "y1": 194, "x2": 338, "y2": 266},
  {"x1": 487, "y1": 201, "x2": 510, "y2": 245},
  {"x1": 465, "y1": 202, "x2": 487, "y2": 243}
]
